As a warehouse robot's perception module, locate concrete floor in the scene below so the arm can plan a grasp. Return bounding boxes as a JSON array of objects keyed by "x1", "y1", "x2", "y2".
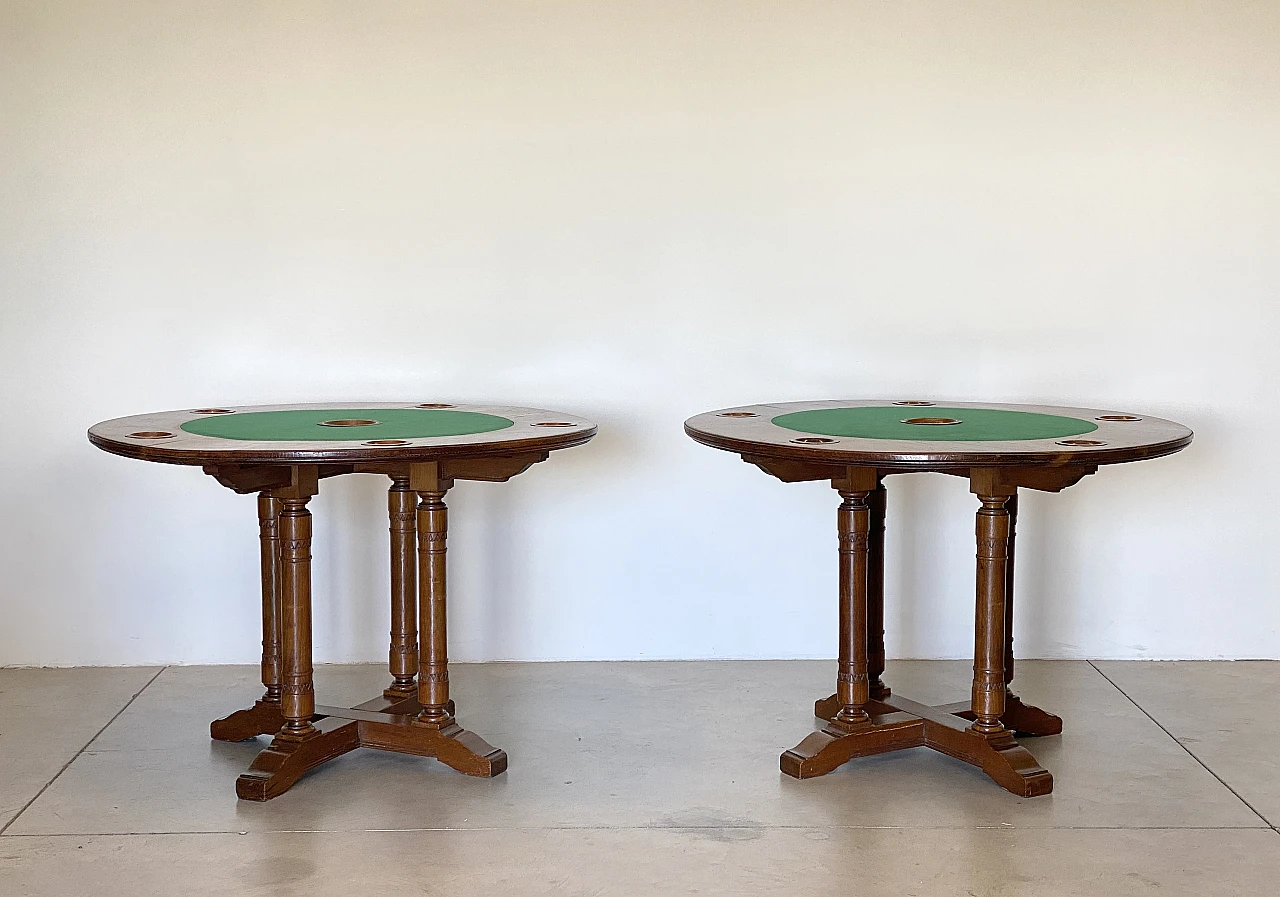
[{"x1": 1, "y1": 660, "x2": 1277, "y2": 895}]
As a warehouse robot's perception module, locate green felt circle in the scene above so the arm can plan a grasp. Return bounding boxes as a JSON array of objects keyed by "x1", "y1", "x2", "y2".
[
  {"x1": 181, "y1": 408, "x2": 515, "y2": 442},
  {"x1": 771, "y1": 407, "x2": 1098, "y2": 442}
]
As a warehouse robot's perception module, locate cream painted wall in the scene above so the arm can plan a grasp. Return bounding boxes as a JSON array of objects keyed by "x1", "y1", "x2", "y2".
[{"x1": 1, "y1": 1, "x2": 1276, "y2": 666}]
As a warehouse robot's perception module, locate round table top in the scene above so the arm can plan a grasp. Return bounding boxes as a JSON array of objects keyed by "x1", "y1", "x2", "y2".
[
  {"x1": 684, "y1": 400, "x2": 1192, "y2": 469},
  {"x1": 89, "y1": 403, "x2": 597, "y2": 465}
]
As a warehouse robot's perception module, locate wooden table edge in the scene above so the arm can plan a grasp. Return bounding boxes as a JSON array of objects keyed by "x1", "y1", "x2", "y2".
[
  {"x1": 88, "y1": 426, "x2": 598, "y2": 466},
  {"x1": 683, "y1": 422, "x2": 1192, "y2": 470}
]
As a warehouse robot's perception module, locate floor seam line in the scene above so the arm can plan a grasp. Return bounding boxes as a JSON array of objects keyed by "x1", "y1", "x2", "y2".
[
  {"x1": 0, "y1": 666, "x2": 168, "y2": 837},
  {"x1": 3, "y1": 824, "x2": 1274, "y2": 838},
  {"x1": 1088, "y1": 660, "x2": 1273, "y2": 827}
]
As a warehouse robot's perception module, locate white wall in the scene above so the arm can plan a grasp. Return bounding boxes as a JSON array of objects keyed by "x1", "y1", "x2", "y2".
[{"x1": 2, "y1": 1, "x2": 1276, "y2": 666}]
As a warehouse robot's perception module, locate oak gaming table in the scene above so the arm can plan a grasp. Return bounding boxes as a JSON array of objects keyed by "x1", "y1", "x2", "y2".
[
  {"x1": 89, "y1": 403, "x2": 596, "y2": 800},
  {"x1": 685, "y1": 400, "x2": 1192, "y2": 796}
]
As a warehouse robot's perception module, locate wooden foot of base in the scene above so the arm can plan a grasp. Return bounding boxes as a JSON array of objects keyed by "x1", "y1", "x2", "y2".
[
  {"x1": 958, "y1": 729, "x2": 1054, "y2": 798},
  {"x1": 813, "y1": 693, "x2": 841, "y2": 721},
  {"x1": 1001, "y1": 693, "x2": 1064, "y2": 736},
  {"x1": 781, "y1": 713, "x2": 923, "y2": 779},
  {"x1": 210, "y1": 699, "x2": 286, "y2": 742},
  {"x1": 236, "y1": 717, "x2": 361, "y2": 800},
  {"x1": 360, "y1": 716, "x2": 507, "y2": 777},
  {"x1": 789, "y1": 694, "x2": 1054, "y2": 797},
  {"x1": 219, "y1": 691, "x2": 504, "y2": 800}
]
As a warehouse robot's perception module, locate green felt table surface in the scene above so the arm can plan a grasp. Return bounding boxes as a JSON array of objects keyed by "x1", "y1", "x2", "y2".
[
  {"x1": 770, "y1": 406, "x2": 1099, "y2": 442},
  {"x1": 181, "y1": 408, "x2": 515, "y2": 442}
]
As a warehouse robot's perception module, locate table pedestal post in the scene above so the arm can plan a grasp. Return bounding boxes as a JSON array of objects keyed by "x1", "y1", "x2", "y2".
[
  {"x1": 416, "y1": 488, "x2": 452, "y2": 723},
  {"x1": 405, "y1": 485, "x2": 507, "y2": 776},
  {"x1": 868, "y1": 479, "x2": 889, "y2": 700},
  {"x1": 997, "y1": 495, "x2": 1063, "y2": 736},
  {"x1": 209, "y1": 492, "x2": 285, "y2": 741},
  {"x1": 385, "y1": 477, "x2": 420, "y2": 700},
  {"x1": 1005, "y1": 494, "x2": 1018, "y2": 687},
  {"x1": 343, "y1": 476, "x2": 457, "y2": 719},
  {"x1": 815, "y1": 477, "x2": 890, "y2": 721},
  {"x1": 277, "y1": 495, "x2": 317, "y2": 736},
  {"x1": 237, "y1": 474, "x2": 366, "y2": 801},
  {"x1": 949, "y1": 492, "x2": 1062, "y2": 738},
  {"x1": 972, "y1": 493, "x2": 1011, "y2": 734},
  {"x1": 834, "y1": 487, "x2": 872, "y2": 726},
  {"x1": 782, "y1": 470, "x2": 892, "y2": 777}
]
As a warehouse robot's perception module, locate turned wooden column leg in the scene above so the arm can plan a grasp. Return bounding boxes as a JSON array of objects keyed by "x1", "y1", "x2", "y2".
[
  {"x1": 947, "y1": 488, "x2": 1060, "y2": 738},
  {"x1": 868, "y1": 478, "x2": 889, "y2": 700},
  {"x1": 996, "y1": 493, "x2": 1063, "y2": 737},
  {"x1": 783, "y1": 473, "x2": 924, "y2": 778},
  {"x1": 278, "y1": 494, "x2": 318, "y2": 736},
  {"x1": 259, "y1": 492, "x2": 284, "y2": 704},
  {"x1": 365, "y1": 465, "x2": 507, "y2": 777},
  {"x1": 972, "y1": 493, "x2": 1011, "y2": 735},
  {"x1": 236, "y1": 472, "x2": 357, "y2": 801},
  {"x1": 416, "y1": 487, "x2": 452, "y2": 724},
  {"x1": 814, "y1": 473, "x2": 882, "y2": 723},
  {"x1": 835, "y1": 488, "x2": 873, "y2": 727},
  {"x1": 1004, "y1": 494, "x2": 1018, "y2": 688},
  {"x1": 387, "y1": 477, "x2": 420, "y2": 699},
  {"x1": 210, "y1": 492, "x2": 287, "y2": 741}
]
